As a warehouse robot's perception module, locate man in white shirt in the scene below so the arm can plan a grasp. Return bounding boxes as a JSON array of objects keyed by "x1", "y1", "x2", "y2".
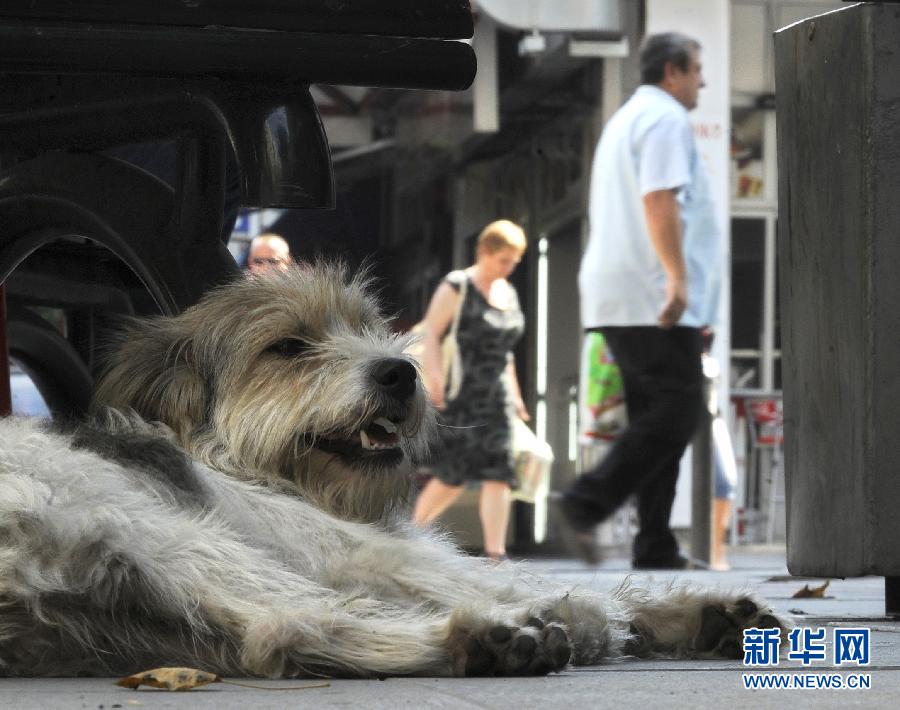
[{"x1": 562, "y1": 33, "x2": 721, "y2": 569}]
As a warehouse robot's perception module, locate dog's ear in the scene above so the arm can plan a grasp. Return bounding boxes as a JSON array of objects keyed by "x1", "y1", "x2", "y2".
[{"x1": 93, "y1": 317, "x2": 210, "y2": 445}]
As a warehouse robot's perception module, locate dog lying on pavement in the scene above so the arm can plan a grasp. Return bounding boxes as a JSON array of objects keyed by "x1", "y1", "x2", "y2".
[{"x1": 0, "y1": 263, "x2": 783, "y2": 677}]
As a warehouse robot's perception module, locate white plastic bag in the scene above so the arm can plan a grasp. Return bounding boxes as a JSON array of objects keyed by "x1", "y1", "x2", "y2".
[{"x1": 510, "y1": 418, "x2": 553, "y2": 504}]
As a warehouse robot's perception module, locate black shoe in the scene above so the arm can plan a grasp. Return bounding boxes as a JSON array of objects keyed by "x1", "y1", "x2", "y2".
[
  {"x1": 558, "y1": 499, "x2": 602, "y2": 566},
  {"x1": 631, "y1": 554, "x2": 692, "y2": 570}
]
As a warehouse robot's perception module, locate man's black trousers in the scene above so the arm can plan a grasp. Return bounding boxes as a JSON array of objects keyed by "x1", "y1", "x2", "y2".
[{"x1": 565, "y1": 325, "x2": 705, "y2": 564}]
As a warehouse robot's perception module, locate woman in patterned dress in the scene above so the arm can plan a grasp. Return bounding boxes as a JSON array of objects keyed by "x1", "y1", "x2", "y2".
[{"x1": 412, "y1": 220, "x2": 529, "y2": 561}]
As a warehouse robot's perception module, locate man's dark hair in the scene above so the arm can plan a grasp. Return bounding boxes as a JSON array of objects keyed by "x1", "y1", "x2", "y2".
[{"x1": 640, "y1": 32, "x2": 700, "y2": 85}]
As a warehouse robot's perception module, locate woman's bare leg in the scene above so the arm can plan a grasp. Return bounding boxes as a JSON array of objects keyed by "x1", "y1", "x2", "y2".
[
  {"x1": 413, "y1": 477, "x2": 465, "y2": 525},
  {"x1": 480, "y1": 481, "x2": 511, "y2": 558}
]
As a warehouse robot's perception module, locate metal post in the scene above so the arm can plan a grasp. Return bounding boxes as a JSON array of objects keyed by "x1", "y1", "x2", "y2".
[{"x1": 690, "y1": 375, "x2": 714, "y2": 566}]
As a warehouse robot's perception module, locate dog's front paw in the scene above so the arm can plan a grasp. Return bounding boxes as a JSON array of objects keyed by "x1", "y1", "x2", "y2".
[
  {"x1": 447, "y1": 615, "x2": 571, "y2": 676},
  {"x1": 694, "y1": 597, "x2": 786, "y2": 659}
]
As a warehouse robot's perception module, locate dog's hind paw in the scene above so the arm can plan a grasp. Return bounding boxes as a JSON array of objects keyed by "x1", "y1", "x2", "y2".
[
  {"x1": 694, "y1": 597, "x2": 786, "y2": 659},
  {"x1": 447, "y1": 616, "x2": 572, "y2": 677}
]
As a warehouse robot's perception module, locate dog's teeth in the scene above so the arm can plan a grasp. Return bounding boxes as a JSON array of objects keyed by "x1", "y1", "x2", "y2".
[
  {"x1": 360, "y1": 430, "x2": 372, "y2": 449},
  {"x1": 374, "y1": 417, "x2": 397, "y2": 434}
]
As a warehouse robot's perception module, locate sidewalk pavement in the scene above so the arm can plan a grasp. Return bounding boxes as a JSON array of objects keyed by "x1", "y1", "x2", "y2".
[{"x1": 1, "y1": 546, "x2": 896, "y2": 709}]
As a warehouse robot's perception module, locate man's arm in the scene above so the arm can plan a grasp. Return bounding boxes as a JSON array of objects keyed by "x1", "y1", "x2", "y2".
[{"x1": 643, "y1": 188, "x2": 686, "y2": 329}]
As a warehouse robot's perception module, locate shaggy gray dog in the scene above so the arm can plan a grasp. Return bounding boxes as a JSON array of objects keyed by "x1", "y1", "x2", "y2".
[{"x1": 0, "y1": 264, "x2": 782, "y2": 677}]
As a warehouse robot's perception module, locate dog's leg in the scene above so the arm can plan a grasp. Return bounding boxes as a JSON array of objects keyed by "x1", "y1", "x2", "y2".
[
  {"x1": 315, "y1": 525, "x2": 625, "y2": 667},
  {"x1": 321, "y1": 526, "x2": 789, "y2": 665},
  {"x1": 207, "y1": 482, "x2": 576, "y2": 677},
  {"x1": 610, "y1": 584, "x2": 787, "y2": 659},
  {"x1": 336, "y1": 531, "x2": 788, "y2": 665}
]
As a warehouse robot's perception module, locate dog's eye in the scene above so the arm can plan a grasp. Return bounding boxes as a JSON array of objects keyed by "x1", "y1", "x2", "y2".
[{"x1": 268, "y1": 338, "x2": 311, "y2": 358}]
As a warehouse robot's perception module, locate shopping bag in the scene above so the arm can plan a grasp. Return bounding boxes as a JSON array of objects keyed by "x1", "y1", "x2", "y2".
[
  {"x1": 408, "y1": 321, "x2": 463, "y2": 401},
  {"x1": 511, "y1": 417, "x2": 554, "y2": 504},
  {"x1": 580, "y1": 331, "x2": 627, "y2": 443}
]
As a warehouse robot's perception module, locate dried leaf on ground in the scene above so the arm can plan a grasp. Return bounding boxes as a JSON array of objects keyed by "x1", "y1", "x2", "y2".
[
  {"x1": 117, "y1": 667, "x2": 220, "y2": 691},
  {"x1": 792, "y1": 580, "x2": 831, "y2": 599},
  {"x1": 117, "y1": 667, "x2": 331, "y2": 693}
]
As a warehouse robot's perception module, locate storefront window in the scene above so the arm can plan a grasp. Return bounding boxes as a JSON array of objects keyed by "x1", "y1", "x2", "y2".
[
  {"x1": 731, "y1": 107, "x2": 765, "y2": 201},
  {"x1": 731, "y1": 217, "x2": 765, "y2": 388},
  {"x1": 730, "y1": 215, "x2": 781, "y2": 391}
]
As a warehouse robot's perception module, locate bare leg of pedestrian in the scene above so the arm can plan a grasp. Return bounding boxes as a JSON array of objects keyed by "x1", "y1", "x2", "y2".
[
  {"x1": 711, "y1": 418, "x2": 737, "y2": 571},
  {"x1": 479, "y1": 481, "x2": 511, "y2": 561},
  {"x1": 413, "y1": 478, "x2": 465, "y2": 525},
  {"x1": 711, "y1": 498, "x2": 732, "y2": 571}
]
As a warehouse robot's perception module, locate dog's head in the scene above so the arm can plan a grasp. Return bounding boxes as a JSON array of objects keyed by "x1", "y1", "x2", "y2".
[{"x1": 94, "y1": 262, "x2": 433, "y2": 523}]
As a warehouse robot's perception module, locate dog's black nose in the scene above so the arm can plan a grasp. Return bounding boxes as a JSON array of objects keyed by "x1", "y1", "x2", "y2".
[{"x1": 371, "y1": 358, "x2": 417, "y2": 399}]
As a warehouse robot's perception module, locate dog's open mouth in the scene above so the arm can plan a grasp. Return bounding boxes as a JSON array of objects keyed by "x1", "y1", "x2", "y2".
[
  {"x1": 311, "y1": 417, "x2": 403, "y2": 459},
  {"x1": 359, "y1": 417, "x2": 401, "y2": 450}
]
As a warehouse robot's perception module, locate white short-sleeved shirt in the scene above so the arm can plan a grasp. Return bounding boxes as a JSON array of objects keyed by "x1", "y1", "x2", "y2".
[{"x1": 578, "y1": 85, "x2": 721, "y2": 328}]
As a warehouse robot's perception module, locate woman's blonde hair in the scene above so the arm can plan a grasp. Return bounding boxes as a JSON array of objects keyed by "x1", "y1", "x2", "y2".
[{"x1": 477, "y1": 220, "x2": 527, "y2": 255}]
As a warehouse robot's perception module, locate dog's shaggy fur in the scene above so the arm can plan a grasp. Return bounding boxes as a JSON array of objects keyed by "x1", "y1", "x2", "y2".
[{"x1": 0, "y1": 264, "x2": 783, "y2": 677}]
